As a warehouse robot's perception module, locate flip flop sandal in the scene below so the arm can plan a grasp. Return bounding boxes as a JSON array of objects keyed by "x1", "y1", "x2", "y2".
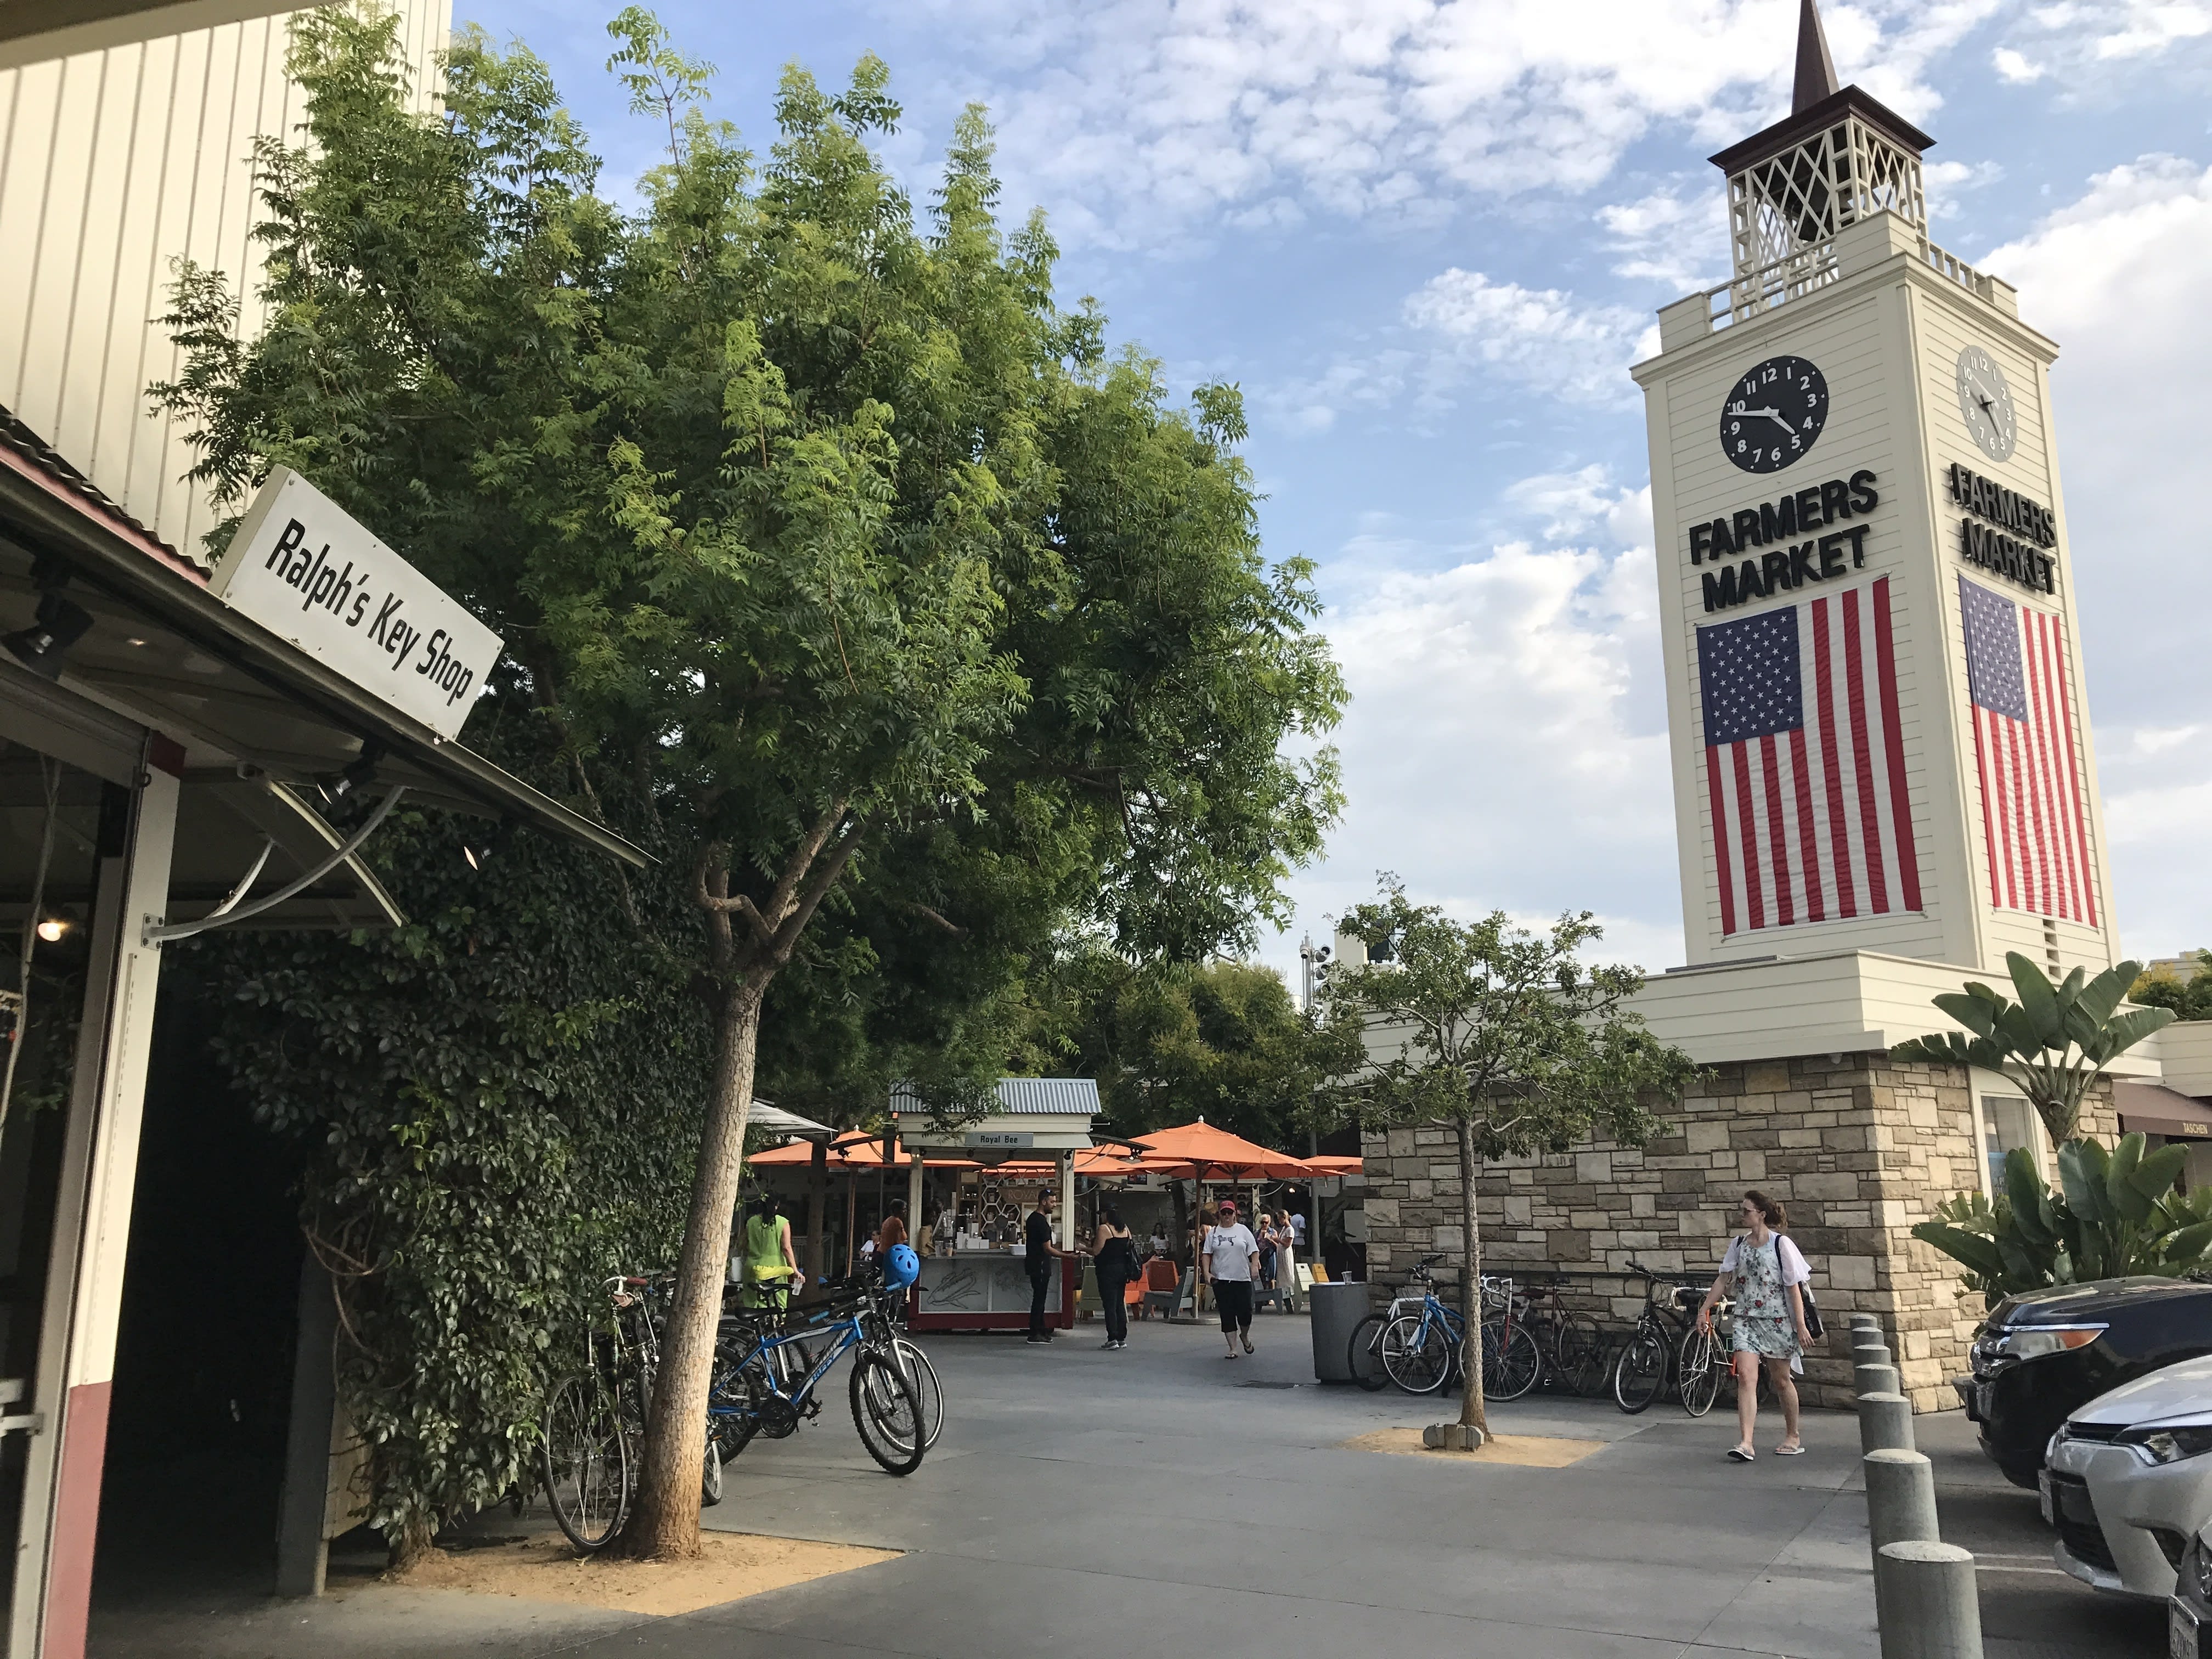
[
  {"x1": 1241, "y1": 1335, "x2": 1255, "y2": 1354},
  {"x1": 1728, "y1": 1446, "x2": 1756, "y2": 1463},
  {"x1": 1774, "y1": 1443, "x2": 1805, "y2": 1455}
]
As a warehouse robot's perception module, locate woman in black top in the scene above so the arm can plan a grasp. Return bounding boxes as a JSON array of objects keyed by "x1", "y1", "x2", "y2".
[{"x1": 1087, "y1": 1206, "x2": 1140, "y2": 1350}]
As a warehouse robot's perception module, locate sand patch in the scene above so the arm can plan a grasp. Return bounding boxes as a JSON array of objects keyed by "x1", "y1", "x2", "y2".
[
  {"x1": 389, "y1": 1531, "x2": 898, "y2": 1617},
  {"x1": 1338, "y1": 1427, "x2": 1607, "y2": 1467}
]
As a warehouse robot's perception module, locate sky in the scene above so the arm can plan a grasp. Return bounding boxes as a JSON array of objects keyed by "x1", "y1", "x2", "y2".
[{"x1": 460, "y1": 0, "x2": 2212, "y2": 989}]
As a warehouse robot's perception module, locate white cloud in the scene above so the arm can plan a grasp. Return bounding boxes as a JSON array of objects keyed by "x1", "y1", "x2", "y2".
[
  {"x1": 1268, "y1": 466, "x2": 1679, "y2": 979},
  {"x1": 1989, "y1": 2, "x2": 2212, "y2": 86},
  {"x1": 1991, "y1": 45, "x2": 2048, "y2": 80},
  {"x1": 914, "y1": 0, "x2": 1999, "y2": 251},
  {"x1": 1597, "y1": 185, "x2": 1730, "y2": 292},
  {"x1": 1978, "y1": 155, "x2": 2212, "y2": 957}
]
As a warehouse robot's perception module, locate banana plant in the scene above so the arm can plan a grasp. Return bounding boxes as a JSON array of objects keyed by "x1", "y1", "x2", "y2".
[
  {"x1": 1889, "y1": 952, "x2": 2176, "y2": 1146},
  {"x1": 1914, "y1": 1134, "x2": 2212, "y2": 1310}
]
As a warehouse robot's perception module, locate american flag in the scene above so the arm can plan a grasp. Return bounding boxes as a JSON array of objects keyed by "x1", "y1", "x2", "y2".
[
  {"x1": 1959, "y1": 576, "x2": 2098, "y2": 924},
  {"x1": 1696, "y1": 578, "x2": 1922, "y2": 936}
]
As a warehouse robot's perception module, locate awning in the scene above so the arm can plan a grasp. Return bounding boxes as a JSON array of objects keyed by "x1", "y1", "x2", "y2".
[
  {"x1": 2116, "y1": 1080, "x2": 2212, "y2": 1141},
  {"x1": 0, "y1": 406, "x2": 646, "y2": 884}
]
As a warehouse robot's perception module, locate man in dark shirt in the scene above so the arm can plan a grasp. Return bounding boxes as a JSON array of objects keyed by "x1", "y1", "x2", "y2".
[{"x1": 1024, "y1": 1190, "x2": 1073, "y2": 1343}]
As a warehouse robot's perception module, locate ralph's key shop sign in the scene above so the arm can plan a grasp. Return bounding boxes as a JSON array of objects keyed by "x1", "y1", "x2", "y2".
[{"x1": 211, "y1": 468, "x2": 502, "y2": 741}]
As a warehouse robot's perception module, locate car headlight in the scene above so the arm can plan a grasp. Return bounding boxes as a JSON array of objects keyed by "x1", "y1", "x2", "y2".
[
  {"x1": 2117, "y1": 1423, "x2": 2212, "y2": 1465},
  {"x1": 1991, "y1": 1324, "x2": 2106, "y2": 1364}
]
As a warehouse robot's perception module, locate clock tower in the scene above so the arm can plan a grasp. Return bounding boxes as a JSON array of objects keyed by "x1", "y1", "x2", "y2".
[{"x1": 1631, "y1": 0, "x2": 2124, "y2": 985}]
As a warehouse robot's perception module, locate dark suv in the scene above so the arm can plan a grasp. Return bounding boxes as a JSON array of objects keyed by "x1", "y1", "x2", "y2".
[{"x1": 1959, "y1": 1276, "x2": 2212, "y2": 1488}]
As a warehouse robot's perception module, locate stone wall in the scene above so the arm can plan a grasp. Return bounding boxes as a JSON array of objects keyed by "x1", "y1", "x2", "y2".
[{"x1": 1357, "y1": 1054, "x2": 2117, "y2": 1412}]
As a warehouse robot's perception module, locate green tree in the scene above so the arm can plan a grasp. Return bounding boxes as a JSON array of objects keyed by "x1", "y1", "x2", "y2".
[
  {"x1": 1322, "y1": 883, "x2": 1697, "y2": 1441},
  {"x1": 156, "y1": 8, "x2": 1341, "y2": 1557},
  {"x1": 2132, "y1": 951, "x2": 2212, "y2": 1022},
  {"x1": 1889, "y1": 953, "x2": 2175, "y2": 1148}
]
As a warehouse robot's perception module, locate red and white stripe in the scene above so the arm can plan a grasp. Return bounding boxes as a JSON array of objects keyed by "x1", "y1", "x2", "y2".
[
  {"x1": 1706, "y1": 578, "x2": 1922, "y2": 936},
  {"x1": 1972, "y1": 606, "x2": 2098, "y2": 926}
]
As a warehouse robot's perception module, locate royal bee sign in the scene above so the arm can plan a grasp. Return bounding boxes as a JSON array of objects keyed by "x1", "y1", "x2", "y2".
[{"x1": 211, "y1": 469, "x2": 502, "y2": 742}]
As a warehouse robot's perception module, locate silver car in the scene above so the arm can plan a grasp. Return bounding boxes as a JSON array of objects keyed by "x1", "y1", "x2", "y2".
[{"x1": 2044, "y1": 1353, "x2": 2212, "y2": 1599}]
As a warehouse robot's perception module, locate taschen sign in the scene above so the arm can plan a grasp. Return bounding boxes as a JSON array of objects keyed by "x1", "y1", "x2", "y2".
[{"x1": 210, "y1": 469, "x2": 501, "y2": 742}]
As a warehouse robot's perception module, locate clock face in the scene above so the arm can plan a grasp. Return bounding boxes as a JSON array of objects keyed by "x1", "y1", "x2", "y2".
[
  {"x1": 1956, "y1": 345, "x2": 2017, "y2": 461},
  {"x1": 1719, "y1": 355, "x2": 1827, "y2": 473}
]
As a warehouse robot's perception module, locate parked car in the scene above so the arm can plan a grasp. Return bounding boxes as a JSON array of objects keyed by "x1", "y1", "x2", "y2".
[
  {"x1": 2169, "y1": 1514, "x2": 2212, "y2": 1658},
  {"x1": 1955, "y1": 1276, "x2": 2212, "y2": 1488},
  {"x1": 2043, "y1": 1355, "x2": 2212, "y2": 1599}
]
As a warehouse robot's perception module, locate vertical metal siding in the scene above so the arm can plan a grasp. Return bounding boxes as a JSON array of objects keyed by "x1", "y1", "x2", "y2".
[{"x1": 0, "y1": 0, "x2": 452, "y2": 562}]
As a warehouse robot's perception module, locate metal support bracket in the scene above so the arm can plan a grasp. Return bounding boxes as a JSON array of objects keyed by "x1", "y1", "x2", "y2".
[{"x1": 143, "y1": 786, "x2": 406, "y2": 945}]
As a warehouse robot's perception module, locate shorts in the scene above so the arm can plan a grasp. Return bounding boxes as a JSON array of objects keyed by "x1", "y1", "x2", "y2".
[{"x1": 1214, "y1": 1279, "x2": 1254, "y2": 1331}]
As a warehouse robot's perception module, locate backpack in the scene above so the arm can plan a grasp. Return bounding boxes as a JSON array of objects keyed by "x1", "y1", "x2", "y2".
[{"x1": 1773, "y1": 1232, "x2": 1824, "y2": 1340}]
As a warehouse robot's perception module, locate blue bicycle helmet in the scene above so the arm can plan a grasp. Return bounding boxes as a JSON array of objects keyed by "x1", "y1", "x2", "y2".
[{"x1": 883, "y1": 1242, "x2": 921, "y2": 1289}]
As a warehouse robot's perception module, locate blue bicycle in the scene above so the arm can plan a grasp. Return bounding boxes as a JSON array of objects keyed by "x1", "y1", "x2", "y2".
[{"x1": 711, "y1": 1279, "x2": 926, "y2": 1475}]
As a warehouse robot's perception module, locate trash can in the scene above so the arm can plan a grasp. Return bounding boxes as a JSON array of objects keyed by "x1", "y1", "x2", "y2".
[{"x1": 1309, "y1": 1280, "x2": 1370, "y2": 1383}]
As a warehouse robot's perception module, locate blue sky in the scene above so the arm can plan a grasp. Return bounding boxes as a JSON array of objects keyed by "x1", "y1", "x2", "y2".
[{"x1": 461, "y1": 0, "x2": 2212, "y2": 983}]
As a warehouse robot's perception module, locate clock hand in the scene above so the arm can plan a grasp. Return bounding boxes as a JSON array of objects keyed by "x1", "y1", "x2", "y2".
[
  {"x1": 1762, "y1": 411, "x2": 1797, "y2": 437},
  {"x1": 1728, "y1": 403, "x2": 1782, "y2": 419}
]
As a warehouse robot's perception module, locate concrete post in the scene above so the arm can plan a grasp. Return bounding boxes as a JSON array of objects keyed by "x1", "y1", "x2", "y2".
[
  {"x1": 275, "y1": 1256, "x2": 337, "y2": 1597},
  {"x1": 1858, "y1": 1392, "x2": 1916, "y2": 1454},
  {"x1": 1849, "y1": 1313, "x2": 1881, "y2": 1330},
  {"x1": 1853, "y1": 1339, "x2": 1892, "y2": 1367},
  {"x1": 1856, "y1": 1361, "x2": 1902, "y2": 1398},
  {"x1": 1865, "y1": 1449, "x2": 1940, "y2": 1551},
  {"x1": 1874, "y1": 1541, "x2": 1983, "y2": 1659}
]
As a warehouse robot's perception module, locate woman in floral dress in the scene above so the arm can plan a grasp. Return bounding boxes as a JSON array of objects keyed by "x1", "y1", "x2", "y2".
[{"x1": 1695, "y1": 1190, "x2": 1813, "y2": 1462}]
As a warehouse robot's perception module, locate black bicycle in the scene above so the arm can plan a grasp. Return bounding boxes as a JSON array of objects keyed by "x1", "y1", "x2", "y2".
[{"x1": 1611, "y1": 1260, "x2": 1706, "y2": 1414}]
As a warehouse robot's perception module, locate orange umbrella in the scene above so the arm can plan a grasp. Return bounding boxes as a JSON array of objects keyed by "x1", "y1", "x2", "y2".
[
  {"x1": 1303, "y1": 1155, "x2": 1363, "y2": 1176},
  {"x1": 1128, "y1": 1118, "x2": 1316, "y2": 1180},
  {"x1": 747, "y1": 1137, "x2": 977, "y2": 1169}
]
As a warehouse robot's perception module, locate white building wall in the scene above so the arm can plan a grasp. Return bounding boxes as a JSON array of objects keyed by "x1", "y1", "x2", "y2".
[{"x1": 0, "y1": 0, "x2": 449, "y2": 562}]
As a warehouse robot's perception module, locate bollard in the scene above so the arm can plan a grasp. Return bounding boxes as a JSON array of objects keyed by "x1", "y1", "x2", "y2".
[
  {"x1": 1856, "y1": 1361, "x2": 1902, "y2": 1398},
  {"x1": 1875, "y1": 1541, "x2": 1983, "y2": 1659},
  {"x1": 1850, "y1": 1312, "x2": 1881, "y2": 1329},
  {"x1": 1858, "y1": 1391, "x2": 1916, "y2": 1454},
  {"x1": 1853, "y1": 1338, "x2": 1893, "y2": 1365},
  {"x1": 1865, "y1": 1448, "x2": 1940, "y2": 1550}
]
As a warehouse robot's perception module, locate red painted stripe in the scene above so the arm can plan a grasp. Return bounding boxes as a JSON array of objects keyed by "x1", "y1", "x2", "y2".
[
  {"x1": 2006, "y1": 717, "x2": 2035, "y2": 913},
  {"x1": 1871, "y1": 578, "x2": 1921, "y2": 913},
  {"x1": 1760, "y1": 734, "x2": 1794, "y2": 929},
  {"x1": 1842, "y1": 590, "x2": 1889, "y2": 914},
  {"x1": 2021, "y1": 612, "x2": 2061, "y2": 917},
  {"x1": 1708, "y1": 746, "x2": 1737, "y2": 937},
  {"x1": 41, "y1": 1379, "x2": 112, "y2": 1659},
  {"x1": 2050, "y1": 614, "x2": 2098, "y2": 927},
  {"x1": 2016, "y1": 613, "x2": 2054, "y2": 916},
  {"x1": 1973, "y1": 706, "x2": 2004, "y2": 911},
  {"x1": 1988, "y1": 707, "x2": 2019, "y2": 910},
  {"x1": 1809, "y1": 597, "x2": 1857, "y2": 918},
  {"x1": 2033, "y1": 614, "x2": 2084, "y2": 922},
  {"x1": 1734, "y1": 741, "x2": 1765, "y2": 932},
  {"x1": 1787, "y1": 725, "x2": 1824, "y2": 922}
]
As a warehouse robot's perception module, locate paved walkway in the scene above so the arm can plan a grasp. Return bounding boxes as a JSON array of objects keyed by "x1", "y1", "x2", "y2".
[{"x1": 91, "y1": 1314, "x2": 2138, "y2": 1659}]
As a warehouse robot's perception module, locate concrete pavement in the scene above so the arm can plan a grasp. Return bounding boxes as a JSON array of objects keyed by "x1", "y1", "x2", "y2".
[{"x1": 91, "y1": 1313, "x2": 2141, "y2": 1659}]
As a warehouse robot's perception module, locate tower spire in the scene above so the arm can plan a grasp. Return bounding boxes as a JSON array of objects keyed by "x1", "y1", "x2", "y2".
[{"x1": 1792, "y1": 0, "x2": 1839, "y2": 112}]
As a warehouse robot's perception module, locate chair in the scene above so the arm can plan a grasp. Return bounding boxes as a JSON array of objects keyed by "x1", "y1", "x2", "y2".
[{"x1": 1139, "y1": 1260, "x2": 1187, "y2": 1322}]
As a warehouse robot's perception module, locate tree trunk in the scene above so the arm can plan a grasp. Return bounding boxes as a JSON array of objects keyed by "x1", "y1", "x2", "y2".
[
  {"x1": 617, "y1": 978, "x2": 764, "y2": 1559},
  {"x1": 1455, "y1": 1116, "x2": 1488, "y2": 1435}
]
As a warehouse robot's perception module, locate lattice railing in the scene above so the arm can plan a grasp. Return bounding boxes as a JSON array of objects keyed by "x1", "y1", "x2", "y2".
[{"x1": 1692, "y1": 221, "x2": 1996, "y2": 335}]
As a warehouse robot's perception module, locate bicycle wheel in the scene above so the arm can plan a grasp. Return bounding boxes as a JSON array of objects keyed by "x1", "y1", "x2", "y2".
[
  {"x1": 1347, "y1": 1314, "x2": 1390, "y2": 1391},
  {"x1": 1612, "y1": 1327, "x2": 1668, "y2": 1415},
  {"x1": 1381, "y1": 1314, "x2": 1452, "y2": 1395},
  {"x1": 1678, "y1": 1326, "x2": 1722, "y2": 1418},
  {"x1": 886, "y1": 1337, "x2": 944, "y2": 1452},
  {"x1": 1553, "y1": 1316, "x2": 1607, "y2": 1397},
  {"x1": 700, "y1": 1433, "x2": 724, "y2": 1506},
  {"x1": 848, "y1": 1350, "x2": 926, "y2": 1475},
  {"x1": 540, "y1": 1373, "x2": 629, "y2": 1551},
  {"x1": 1480, "y1": 1317, "x2": 1542, "y2": 1402}
]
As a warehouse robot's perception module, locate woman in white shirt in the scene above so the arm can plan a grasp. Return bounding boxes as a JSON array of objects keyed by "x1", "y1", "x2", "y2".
[
  {"x1": 1694, "y1": 1190, "x2": 1813, "y2": 1463},
  {"x1": 1200, "y1": 1198, "x2": 1261, "y2": 1357}
]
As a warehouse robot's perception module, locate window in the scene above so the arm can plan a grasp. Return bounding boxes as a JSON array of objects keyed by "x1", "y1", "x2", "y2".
[{"x1": 1980, "y1": 1096, "x2": 2038, "y2": 1197}]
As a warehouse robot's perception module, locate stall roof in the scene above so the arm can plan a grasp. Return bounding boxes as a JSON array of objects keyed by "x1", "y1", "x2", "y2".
[
  {"x1": 891, "y1": 1077, "x2": 1101, "y2": 1118},
  {"x1": 0, "y1": 403, "x2": 646, "y2": 890}
]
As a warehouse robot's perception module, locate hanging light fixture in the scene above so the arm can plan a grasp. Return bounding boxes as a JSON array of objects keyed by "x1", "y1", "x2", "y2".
[{"x1": 3, "y1": 592, "x2": 93, "y2": 680}]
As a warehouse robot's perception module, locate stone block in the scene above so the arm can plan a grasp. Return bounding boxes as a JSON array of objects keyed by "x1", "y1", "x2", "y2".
[
  {"x1": 1577, "y1": 1151, "x2": 1612, "y2": 1183},
  {"x1": 1408, "y1": 1180, "x2": 1433, "y2": 1202},
  {"x1": 1685, "y1": 1121, "x2": 1730, "y2": 1154},
  {"x1": 1828, "y1": 1255, "x2": 1876, "y2": 1291},
  {"x1": 1386, "y1": 1128, "x2": 1416, "y2": 1158},
  {"x1": 1745, "y1": 1060, "x2": 1792, "y2": 1094}
]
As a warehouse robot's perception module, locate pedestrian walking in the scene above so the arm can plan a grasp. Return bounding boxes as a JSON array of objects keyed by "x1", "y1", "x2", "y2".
[
  {"x1": 737, "y1": 1194, "x2": 800, "y2": 1314},
  {"x1": 1201, "y1": 1198, "x2": 1261, "y2": 1357},
  {"x1": 1087, "y1": 1206, "x2": 1140, "y2": 1350},
  {"x1": 1255, "y1": 1210, "x2": 1279, "y2": 1292},
  {"x1": 1694, "y1": 1190, "x2": 1812, "y2": 1462},
  {"x1": 1025, "y1": 1189, "x2": 1075, "y2": 1344}
]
